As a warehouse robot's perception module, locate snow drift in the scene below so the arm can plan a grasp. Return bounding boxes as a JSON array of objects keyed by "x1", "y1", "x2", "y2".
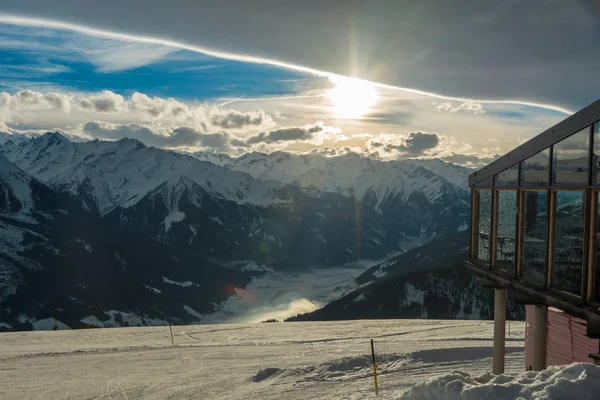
[{"x1": 399, "y1": 362, "x2": 600, "y2": 400}]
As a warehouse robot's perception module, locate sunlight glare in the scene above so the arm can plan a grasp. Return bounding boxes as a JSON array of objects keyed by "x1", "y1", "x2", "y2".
[{"x1": 328, "y1": 76, "x2": 377, "y2": 118}]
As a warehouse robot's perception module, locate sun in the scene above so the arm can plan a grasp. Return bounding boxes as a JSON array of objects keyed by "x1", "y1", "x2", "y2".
[{"x1": 327, "y1": 76, "x2": 377, "y2": 118}]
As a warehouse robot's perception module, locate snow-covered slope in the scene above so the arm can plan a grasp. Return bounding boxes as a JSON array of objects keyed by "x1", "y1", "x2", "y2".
[
  {"x1": 0, "y1": 320, "x2": 534, "y2": 399},
  {"x1": 407, "y1": 157, "x2": 470, "y2": 190},
  {"x1": 0, "y1": 154, "x2": 34, "y2": 214}
]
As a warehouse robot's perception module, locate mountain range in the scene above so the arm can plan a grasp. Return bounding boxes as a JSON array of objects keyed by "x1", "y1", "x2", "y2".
[{"x1": 0, "y1": 132, "x2": 472, "y2": 330}]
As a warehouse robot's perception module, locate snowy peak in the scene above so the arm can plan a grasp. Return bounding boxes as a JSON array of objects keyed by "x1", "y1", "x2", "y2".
[
  {"x1": 0, "y1": 134, "x2": 289, "y2": 215},
  {"x1": 190, "y1": 151, "x2": 233, "y2": 166},
  {"x1": 219, "y1": 151, "x2": 470, "y2": 210},
  {"x1": 407, "y1": 158, "x2": 470, "y2": 191}
]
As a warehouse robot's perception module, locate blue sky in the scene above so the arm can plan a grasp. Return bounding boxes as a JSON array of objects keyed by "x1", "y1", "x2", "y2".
[
  {"x1": 0, "y1": 24, "x2": 315, "y2": 100},
  {"x1": 0, "y1": 2, "x2": 594, "y2": 167}
]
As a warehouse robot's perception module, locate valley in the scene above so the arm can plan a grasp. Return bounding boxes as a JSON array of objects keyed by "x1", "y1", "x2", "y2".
[{"x1": 0, "y1": 132, "x2": 472, "y2": 329}]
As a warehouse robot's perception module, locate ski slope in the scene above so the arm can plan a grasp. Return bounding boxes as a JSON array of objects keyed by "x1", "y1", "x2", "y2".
[{"x1": 0, "y1": 320, "x2": 530, "y2": 399}]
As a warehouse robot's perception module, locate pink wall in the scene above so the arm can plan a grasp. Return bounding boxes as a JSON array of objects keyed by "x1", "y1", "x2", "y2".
[{"x1": 525, "y1": 305, "x2": 599, "y2": 370}]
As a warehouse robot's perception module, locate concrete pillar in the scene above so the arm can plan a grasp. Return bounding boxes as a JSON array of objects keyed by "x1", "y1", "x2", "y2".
[
  {"x1": 533, "y1": 305, "x2": 548, "y2": 371},
  {"x1": 493, "y1": 288, "x2": 506, "y2": 375}
]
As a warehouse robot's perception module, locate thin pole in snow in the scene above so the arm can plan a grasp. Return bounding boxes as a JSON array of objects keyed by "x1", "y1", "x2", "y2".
[
  {"x1": 371, "y1": 339, "x2": 379, "y2": 396},
  {"x1": 169, "y1": 323, "x2": 175, "y2": 346}
]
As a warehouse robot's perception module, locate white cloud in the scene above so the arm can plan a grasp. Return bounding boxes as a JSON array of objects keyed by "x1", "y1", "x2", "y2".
[
  {"x1": 78, "y1": 90, "x2": 125, "y2": 112},
  {"x1": 65, "y1": 36, "x2": 176, "y2": 72},
  {"x1": 0, "y1": 23, "x2": 175, "y2": 73},
  {"x1": 434, "y1": 100, "x2": 486, "y2": 114},
  {"x1": 79, "y1": 121, "x2": 242, "y2": 151},
  {"x1": 357, "y1": 131, "x2": 499, "y2": 167},
  {"x1": 0, "y1": 89, "x2": 276, "y2": 134},
  {"x1": 307, "y1": 146, "x2": 361, "y2": 157}
]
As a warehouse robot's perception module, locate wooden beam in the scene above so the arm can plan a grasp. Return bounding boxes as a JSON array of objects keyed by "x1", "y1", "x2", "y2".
[{"x1": 465, "y1": 262, "x2": 600, "y2": 327}]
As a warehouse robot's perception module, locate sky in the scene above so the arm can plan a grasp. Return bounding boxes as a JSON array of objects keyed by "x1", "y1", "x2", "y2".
[{"x1": 0, "y1": 0, "x2": 599, "y2": 167}]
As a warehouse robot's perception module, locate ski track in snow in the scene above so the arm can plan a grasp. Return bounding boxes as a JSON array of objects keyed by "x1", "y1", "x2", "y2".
[{"x1": 0, "y1": 320, "x2": 527, "y2": 399}]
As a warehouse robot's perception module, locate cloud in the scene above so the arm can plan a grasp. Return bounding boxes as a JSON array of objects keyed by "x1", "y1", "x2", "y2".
[
  {"x1": 395, "y1": 132, "x2": 439, "y2": 154},
  {"x1": 13, "y1": 90, "x2": 71, "y2": 112},
  {"x1": 246, "y1": 121, "x2": 342, "y2": 145},
  {"x1": 81, "y1": 121, "x2": 242, "y2": 151},
  {"x1": 79, "y1": 90, "x2": 125, "y2": 112},
  {"x1": 434, "y1": 100, "x2": 485, "y2": 114},
  {"x1": 170, "y1": 64, "x2": 220, "y2": 73},
  {"x1": 209, "y1": 107, "x2": 273, "y2": 129},
  {"x1": 308, "y1": 146, "x2": 361, "y2": 157},
  {"x1": 365, "y1": 131, "x2": 440, "y2": 156},
  {"x1": 67, "y1": 36, "x2": 176, "y2": 72},
  {"x1": 129, "y1": 92, "x2": 192, "y2": 119},
  {"x1": 0, "y1": 89, "x2": 276, "y2": 133},
  {"x1": 0, "y1": 59, "x2": 71, "y2": 79},
  {"x1": 0, "y1": 23, "x2": 176, "y2": 73}
]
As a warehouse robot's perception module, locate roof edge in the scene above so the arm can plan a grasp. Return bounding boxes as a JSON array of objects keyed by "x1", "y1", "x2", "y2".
[{"x1": 469, "y1": 99, "x2": 600, "y2": 187}]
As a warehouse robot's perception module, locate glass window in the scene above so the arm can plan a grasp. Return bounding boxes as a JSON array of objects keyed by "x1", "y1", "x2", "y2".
[
  {"x1": 553, "y1": 127, "x2": 590, "y2": 185},
  {"x1": 522, "y1": 191, "x2": 547, "y2": 286},
  {"x1": 552, "y1": 191, "x2": 584, "y2": 296},
  {"x1": 593, "y1": 122, "x2": 600, "y2": 185},
  {"x1": 495, "y1": 164, "x2": 519, "y2": 187},
  {"x1": 521, "y1": 149, "x2": 550, "y2": 186},
  {"x1": 477, "y1": 190, "x2": 492, "y2": 263},
  {"x1": 496, "y1": 190, "x2": 517, "y2": 275}
]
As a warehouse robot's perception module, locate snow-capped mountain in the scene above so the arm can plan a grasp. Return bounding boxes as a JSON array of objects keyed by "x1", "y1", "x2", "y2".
[
  {"x1": 0, "y1": 133, "x2": 288, "y2": 216},
  {"x1": 287, "y1": 233, "x2": 525, "y2": 322},
  {"x1": 0, "y1": 133, "x2": 474, "y2": 330},
  {"x1": 1, "y1": 133, "x2": 471, "y2": 258},
  {"x1": 194, "y1": 150, "x2": 472, "y2": 238},
  {"x1": 195, "y1": 151, "x2": 471, "y2": 211}
]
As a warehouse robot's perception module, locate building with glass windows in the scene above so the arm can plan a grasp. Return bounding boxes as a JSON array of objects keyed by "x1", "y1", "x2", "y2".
[{"x1": 466, "y1": 99, "x2": 600, "y2": 374}]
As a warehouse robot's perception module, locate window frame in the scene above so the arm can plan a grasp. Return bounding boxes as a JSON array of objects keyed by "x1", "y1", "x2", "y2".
[
  {"x1": 493, "y1": 188, "x2": 519, "y2": 278},
  {"x1": 551, "y1": 126, "x2": 592, "y2": 187},
  {"x1": 518, "y1": 188, "x2": 549, "y2": 288},
  {"x1": 548, "y1": 188, "x2": 588, "y2": 300}
]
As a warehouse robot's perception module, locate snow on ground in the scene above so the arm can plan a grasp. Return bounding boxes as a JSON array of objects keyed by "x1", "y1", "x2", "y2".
[
  {"x1": 162, "y1": 276, "x2": 201, "y2": 287},
  {"x1": 145, "y1": 285, "x2": 162, "y2": 294},
  {"x1": 79, "y1": 311, "x2": 168, "y2": 328},
  {"x1": 400, "y1": 363, "x2": 600, "y2": 400},
  {"x1": 204, "y1": 266, "x2": 365, "y2": 323},
  {"x1": 241, "y1": 262, "x2": 273, "y2": 273},
  {"x1": 0, "y1": 320, "x2": 529, "y2": 399},
  {"x1": 183, "y1": 305, "x2": 204, "y2": 321},
  {"x1": 163, "y1": 211, "x2": 185, "y2": 232}
]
